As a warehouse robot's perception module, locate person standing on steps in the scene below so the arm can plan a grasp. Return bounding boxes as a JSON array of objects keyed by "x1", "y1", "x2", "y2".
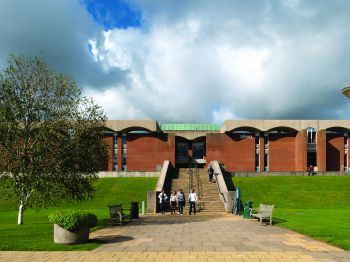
[
  {"x1": 188, "y1": 189, "x2": 197, "y2": 215},
  {"x1": 170, "y1": 190, "x2": 177, "y2": 214},
  {"x1": 158, "y1": 189, "x2": 167, "y2": 214},
  {"x1": 176, "y1": 188, "x2": 185, "y2": 215},
  {"x1": 208, "y1": 162, "x2": 214, "y2": 183}
]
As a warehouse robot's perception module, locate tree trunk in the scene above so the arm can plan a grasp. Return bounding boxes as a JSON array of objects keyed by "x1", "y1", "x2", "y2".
[{"x1": 17, "y1": 201, "x2": 24, "y2": 225}]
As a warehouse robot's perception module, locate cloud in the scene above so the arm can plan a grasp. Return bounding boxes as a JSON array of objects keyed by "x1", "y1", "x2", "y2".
[{"x1": 1, "y1": 0, "x2": 350, "y2": 123}]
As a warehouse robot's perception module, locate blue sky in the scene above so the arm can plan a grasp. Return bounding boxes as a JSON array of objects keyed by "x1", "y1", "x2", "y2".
[
  {"x1": 1, "y1": 0, "x2": 350, "y2": 123},
  {"x1": 82, "y1": 0, "x2": 141, "y2": 30}
]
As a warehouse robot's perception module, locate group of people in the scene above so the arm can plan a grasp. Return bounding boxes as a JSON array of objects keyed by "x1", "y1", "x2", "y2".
[{"x1": 158, "y1": 188, "x2": 198, "y2": 215}]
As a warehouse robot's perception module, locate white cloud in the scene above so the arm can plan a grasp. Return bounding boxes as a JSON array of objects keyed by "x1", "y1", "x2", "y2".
[
  {"x1": 2, "y1": 0, "x2": 350, "y2": 123},
  {"x1": 212, "y1": 108, "x2": 238, "y2": 124}
]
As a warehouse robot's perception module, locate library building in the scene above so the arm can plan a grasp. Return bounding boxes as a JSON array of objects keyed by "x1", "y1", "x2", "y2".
[{"x1": 102, "y1": 120, "x2": 350, "y2": 173}]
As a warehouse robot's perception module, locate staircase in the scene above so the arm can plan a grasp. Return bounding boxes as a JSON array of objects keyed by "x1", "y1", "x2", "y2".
[{"x1": 169, "y1": 168, "x2": 224, "y2": 214}]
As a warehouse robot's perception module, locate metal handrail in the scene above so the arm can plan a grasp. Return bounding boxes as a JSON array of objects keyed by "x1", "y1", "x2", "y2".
[
  {"x1": 195, "y1": 168, "x2": 203, "y2": 199},
  {"x1": 188, "y1": 159, "x2": 193, "y2": 193}
]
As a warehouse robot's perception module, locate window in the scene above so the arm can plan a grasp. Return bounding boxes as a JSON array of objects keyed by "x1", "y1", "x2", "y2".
[
  {"x1": 307, "y1": 128, "x2": 316, "y2": 144},
  {"x1": 264, "y1": 153, "x2": 268, "y2": 171},
  {"x1": 176, "y1": 143, "x2": 189, "y2": 160},
  {"x1": 192, "y1": 142, "x2": 205, "y2": 159}
]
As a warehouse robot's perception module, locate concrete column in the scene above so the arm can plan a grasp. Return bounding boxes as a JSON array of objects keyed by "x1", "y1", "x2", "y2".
[
  {"x1": 259, "y1": 135, "x2": 264, "y2": 172},
  {"x1": 317, "y1": 129, "x2": 326, "y2": 172},
  {"x1": 117, "y1": 134, "x2": 123, "y2": 171},
  {"x1": 295, "y1": 129, "x2": 307, "y2": 171}
]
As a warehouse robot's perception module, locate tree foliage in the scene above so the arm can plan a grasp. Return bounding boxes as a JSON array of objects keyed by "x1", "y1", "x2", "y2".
[{"x1": 0, "y1": 54, "x2": 108, "y2": 223}]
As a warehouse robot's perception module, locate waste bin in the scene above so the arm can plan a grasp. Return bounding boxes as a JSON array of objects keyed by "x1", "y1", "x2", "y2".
[
  {"x1": 243, "y1": 200, "x2": 253, "y2": 219},
  {"x1": 130, "y1": 202, "x2": 139, "y2": 219}
]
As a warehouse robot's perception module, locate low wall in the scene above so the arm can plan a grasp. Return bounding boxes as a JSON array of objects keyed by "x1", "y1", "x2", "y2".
[
  {"x1": 212, "y1": 161, "x2": 235, "y2": 213},
  {"x1": 97, "y1": 171, "x2": 160, "y2": 177},
  {"x1": 147, "y1": 160, "x2": 172, "y2": 213},
  {"x1": 231, "y1": 171, "x2": 349, "y2": 177}
]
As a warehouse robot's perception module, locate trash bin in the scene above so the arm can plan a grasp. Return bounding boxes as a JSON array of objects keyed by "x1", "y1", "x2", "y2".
[
  {"x1": 130, "y1": 202, "x2": 139, "y2": 219},
  {"x1": 243, "y1": 200, "x2": 253, "y2": 219}
]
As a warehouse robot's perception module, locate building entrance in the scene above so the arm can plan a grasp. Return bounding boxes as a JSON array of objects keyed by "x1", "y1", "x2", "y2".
[{"x1": 175, "y1": 137, "x2": 206, "y2": 168}]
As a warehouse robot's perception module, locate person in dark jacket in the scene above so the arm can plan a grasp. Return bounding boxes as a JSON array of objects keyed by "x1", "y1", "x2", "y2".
[
  {"x1": 208, "y1": 163, "x2": 214, "y2": 183},
  {"x1": 176, "y1": 189, "x2": 185, "y2": 215}
]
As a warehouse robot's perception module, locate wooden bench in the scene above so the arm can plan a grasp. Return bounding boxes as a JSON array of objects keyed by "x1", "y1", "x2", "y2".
[
  {"x1": 250, "y1": 203, "x2": 274, "y2": 226},
  {"x1": 108, "y1": 204, "x2": 132, "y2": 226}
]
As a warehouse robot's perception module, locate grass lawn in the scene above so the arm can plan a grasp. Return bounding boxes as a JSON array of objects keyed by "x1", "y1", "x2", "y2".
[
  {"x1": 0, "y1": 177, "x2": 157, "y2": 251},
  {"x1": 232, "y1": 176, "x2": 350, "y2": 250}
]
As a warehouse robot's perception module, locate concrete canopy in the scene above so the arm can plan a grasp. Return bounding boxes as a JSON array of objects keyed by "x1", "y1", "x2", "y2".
[
  {"x1": 223, "y1": 120, "x2": 350, "y2": 132},
  {"x1": 106, "y1": 120, "x2": 161, "y2": 133}
]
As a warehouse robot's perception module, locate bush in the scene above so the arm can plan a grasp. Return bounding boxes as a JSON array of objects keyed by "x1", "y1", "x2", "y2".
[{"x1": 48, "y1": 210, "x2": 98, "y2": 231}]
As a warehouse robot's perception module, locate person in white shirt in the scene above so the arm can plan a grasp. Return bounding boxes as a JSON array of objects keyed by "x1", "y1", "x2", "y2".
[
  {"x1": 158, "y1": 189, "x2": 167, "y2": 214},
  {"x1": 170, "y1": 191, "x2": 177, "y2": 214},
  {"x1": 188, "y1": 189, "x2": 197, "y2": 215}
]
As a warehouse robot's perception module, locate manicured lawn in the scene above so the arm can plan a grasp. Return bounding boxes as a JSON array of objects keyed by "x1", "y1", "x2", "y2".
[
  {"x1": 233, "y1": 176, "x2": 350, "y2": 250},
  {"x1": 0, "y1": 177, "x2": 157, "y2": 251}
]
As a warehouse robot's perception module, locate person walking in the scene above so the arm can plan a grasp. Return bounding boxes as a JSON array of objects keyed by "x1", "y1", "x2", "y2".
[
  {"x1": 188, "y1": 189, "x2": 197, "y2": 215},
  {"x1": 170, "y1": 190, "x2": 177, "y2": 214},
  {"x1": 208, "y1": 163, "x2": 214, "y2": 183},
  {"x1": 158, "y1": 189, "x2": 167, "y2": 214},
  {"x1": 176, "y1": 189, "x2": 185, "y2": 215}
]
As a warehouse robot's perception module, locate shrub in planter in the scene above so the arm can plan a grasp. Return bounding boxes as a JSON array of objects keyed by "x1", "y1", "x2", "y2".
[{"x1": 48, "y1": 210, "x2": 98, "y2": 244}]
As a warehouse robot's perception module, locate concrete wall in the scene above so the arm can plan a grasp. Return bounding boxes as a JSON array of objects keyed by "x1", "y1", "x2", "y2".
[
  {"x1": 231, "y1": 171, "x2": 349, "y2": 177},
  {"x1": 97, "y1": 171, "x2": 160, "y2": 177}
]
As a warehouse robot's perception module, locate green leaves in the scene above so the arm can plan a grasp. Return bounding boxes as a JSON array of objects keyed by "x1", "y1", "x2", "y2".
[
  {"x1": 48, "y1": 210, "x2": 98, "y2": 231},
  {"x1": 0, "y1": 54, "x2": 108, "y2": 223}
]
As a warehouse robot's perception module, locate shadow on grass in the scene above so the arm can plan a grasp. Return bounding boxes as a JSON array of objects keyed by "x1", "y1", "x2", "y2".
[
  {"x1": 272, "y1": 217, "x2": 287, "y2": 225},
  {"x1": 220, "y1": 167, "x2": 236, "y2": 191}
]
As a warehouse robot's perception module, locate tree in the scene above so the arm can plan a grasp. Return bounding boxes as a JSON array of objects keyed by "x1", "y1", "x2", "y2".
[{"x1": 0, "y1": 54, "x2": 108, "y2": 224}]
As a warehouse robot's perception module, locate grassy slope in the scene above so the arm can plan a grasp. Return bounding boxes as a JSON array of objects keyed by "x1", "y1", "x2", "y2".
[
  {"x1": 232, "y1": 176, "x2": 350, "y2": 250},
  {"x1": 0, "y1": 177, "x2": 157, "y2": 251}
]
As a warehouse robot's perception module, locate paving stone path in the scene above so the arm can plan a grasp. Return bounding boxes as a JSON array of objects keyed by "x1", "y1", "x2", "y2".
[{"x1": 1, "y1": 213, "x2": 349, "y2": 261}]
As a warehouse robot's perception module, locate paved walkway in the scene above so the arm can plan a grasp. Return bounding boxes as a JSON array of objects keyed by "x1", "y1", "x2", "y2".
[{"x1": 1, "y1": 213, "x2": 350, "y2": 261}]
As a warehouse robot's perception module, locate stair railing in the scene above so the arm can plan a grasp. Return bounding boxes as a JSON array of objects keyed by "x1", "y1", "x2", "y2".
[
  {"x1": 188, "y1": 159, "x2": 193, "y2": 194},
  {"x1": 195, "y1": 167, "x2": 203, "y2": 199}
]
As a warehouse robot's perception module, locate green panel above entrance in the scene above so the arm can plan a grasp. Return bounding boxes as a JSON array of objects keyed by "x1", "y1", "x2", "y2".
[{"x1": 160, "y1": 123, "x2": 221, "y2": 131}]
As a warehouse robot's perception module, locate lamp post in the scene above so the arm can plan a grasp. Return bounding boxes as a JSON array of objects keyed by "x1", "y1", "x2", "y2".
[{"x1": 342, "y1": 86, "x2": 350, "y2": 98}]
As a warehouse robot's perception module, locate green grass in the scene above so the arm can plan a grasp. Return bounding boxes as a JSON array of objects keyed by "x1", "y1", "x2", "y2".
[
  {"x1": 0, "y1": 177, "x2": 157, "y2": 251},
  {"x1": 233, "y1": 176, "x2": 350, "y2": 250}
]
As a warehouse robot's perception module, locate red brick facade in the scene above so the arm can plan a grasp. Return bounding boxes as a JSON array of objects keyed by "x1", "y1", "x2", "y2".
[
  {"x1": 102, "y1": 128, "x2": 348, "y2": 172},
  {"x1": 104, "y1": 136, "x2": 114, "y2": 171},
  {"x1": 269, "y1": 134, "x2": 296, "y2": 172},
  {"x1": 317, "y1": 130, "x2": 326, "y2": 172},
  {"x1": 224, "y1": 133, "x2": 255, "y2": 172},
  {"x1": 295, "y1": 130, "x2": 307, "y2": 171},
  {"x1": 326, "y1": 134, "x2": 344, "y2": 171},
  {"x1": 126, "y1": 133, "x2": 175, "y2": 171}
]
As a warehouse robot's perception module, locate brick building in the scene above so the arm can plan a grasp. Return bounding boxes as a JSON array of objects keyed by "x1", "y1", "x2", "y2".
[{"x1": 103, "y1": 120, "x2": 350, "y2": 172}]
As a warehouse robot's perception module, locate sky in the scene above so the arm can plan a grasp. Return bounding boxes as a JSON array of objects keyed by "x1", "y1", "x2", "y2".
[{"x1": 1, "y1": 0, "x2": 350, "y2": 123}]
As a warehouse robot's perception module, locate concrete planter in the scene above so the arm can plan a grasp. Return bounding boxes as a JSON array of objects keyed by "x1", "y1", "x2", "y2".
[{"x1": 53, "y1": 224, "x2": 90, "y2": 244}]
